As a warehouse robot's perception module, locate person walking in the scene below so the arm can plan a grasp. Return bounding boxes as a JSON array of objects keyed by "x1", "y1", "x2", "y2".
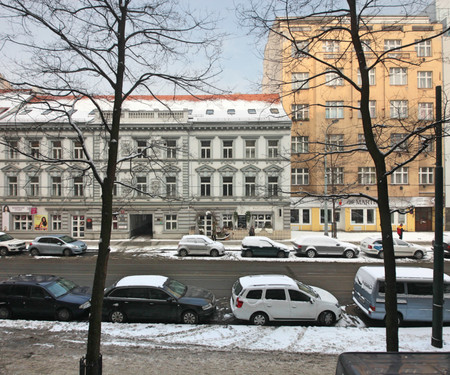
[
  {"x1": 249, "y1": 226, "x2": 255, "y2": 236},
  {"x1": 397, "y1": 223, "x2": 404, "y2": 239}
]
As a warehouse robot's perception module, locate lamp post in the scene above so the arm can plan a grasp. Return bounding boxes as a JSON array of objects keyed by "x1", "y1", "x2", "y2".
[{"x1": 324, "y1": 119, "x2": 339, "y2": 236}]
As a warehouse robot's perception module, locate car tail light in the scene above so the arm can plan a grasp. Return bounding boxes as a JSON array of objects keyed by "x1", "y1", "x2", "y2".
[
  {"x1": 369, "y1": 305, "x2": 375, "y2": 313},
  {"x1": 367, "y1": 245, "x2": 373, "y2": 249},
  {"x1": 236, "y1": 297, "x2": 243, "y2": 308},
  {"x1": 296, "y1": 245, "x2": 302, "y2": 250}
]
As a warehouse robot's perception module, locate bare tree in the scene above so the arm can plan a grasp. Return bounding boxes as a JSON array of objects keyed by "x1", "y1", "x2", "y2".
[
  {"x1": 0, "y1": 0, "x2": 221, "y2": 372},
  {"x1": 239, "y1": 0, "x2": 449, "y2": 351}
]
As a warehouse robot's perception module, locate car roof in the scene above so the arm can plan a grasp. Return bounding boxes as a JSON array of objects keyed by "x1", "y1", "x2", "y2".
[
  {"x1": 238, "y1": 274, "x2": 297, "y2": 288},
  {"x1": 115, "y1": 275, "x2": 168, "y2": 288},
  {"x1": 242, "y1": 236, "x2": 271, "y2": 244},
  {"x1": 2, "y1": 274, "x2": 60, "y2": 286},
  {"x1": 182, "y1": 235, "x2": 209, "y2": 240},
  {"x1": 357, "y1": 266, "x2": 450, "y2": 282}
]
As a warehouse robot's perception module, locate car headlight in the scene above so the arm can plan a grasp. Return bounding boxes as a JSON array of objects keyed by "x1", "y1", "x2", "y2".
[
  {"x1": 79, "y1": 301, "x2": 91, "y2": 310},
  {"x1": 202, "y1": 303, "x2": 213, "y2": 310}
]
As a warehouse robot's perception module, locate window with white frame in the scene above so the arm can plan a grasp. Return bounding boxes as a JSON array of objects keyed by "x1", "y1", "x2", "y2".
[
  {"x1": 6, "y1": 140, "x2": 18, "y2": 159},
  {"x1": 52, "y1": 176, "x2": 62, "y2": 196},
  {"x1": 351, "y1": 208, "x2": 375, "y2": 224},
  {"x1": 136, "y1": 176, "x2": 147, "y2": 196},
  {"x1": 222, "y1": 176, "x2": 233, "y2": 196},
  {"x1": 417, "y1": 71, "x2": 432, "y2": 89},
  {"x1": 292, "y1": 136, "x2": 309, "y2": 153},
  {"x1": 245, "y1": 176, "x2": 256, "y2": 196},
  {"x1": 361, "y1": 40, "x2": 372, "y2": 52},
  {"x1": 267, "y1": 140, "x2": 279, "y2": 158},
  {"x1": 291, "y1": 104, "x2": 309, "y2": 120},
  {"x1": 325, "y1": 70, "x2": 343, "y2": 86},
  {"x1": 73, "y1": 141, "x2": 83, "y2": 159},
  {"x1": 418, "y1": 102, "x2": 433, "y2": 120},
  {"x1": 136, "y1": 140, "x2": 147, "y2": 158},
  {"x1": 165, "y1": 176, "x2": 176, "y2": 197},
  {"x1": 222, "y1": 214, "x2": 233, "y2": 229},
  {"x1": 320, "y1": 209, "x2": 341, "y2": 224},
  {"x1": 200, "y1": 176, "x2": 211, "y2": 196},
  {"x1": 391, "y1": 212, "x2": 406, "y2": 226},
  {"x1": 358, "y1": 167, "x2": 375, "y2": 184},
  {"x1": 292, "y1": 40, "x2": 309, "y2": 57},
  {"x1": 14, "y1": 214, "x2": 33, "y2": 230},
  {"x1": 245, "y1": 140, "x2": 256, "y2": 159},
  {"x1": 30, "y1": 140, "x2": 40, "y2": 158},
  {"x1": 384, "y1": 39, "x2": 401, "y2": 51},
  {"x1": 326, "y1": 134, "x2": 344, "y2": 151},
  {"x1": 222, "y1": 140, "x2": 233, "y2": 159},
  {"x1": 292, "y1": 72, "x2": 309, "y2": 90},
  {"x1": 52, "y1": 214, "x2": 62, "y2": 230},
  {"x1": 291, "y1": 168, "x2": 309, "y2": 185},
  {"x1": 326, "y1": 167, "x2": 344, "y2": 185},
  {"x1": 325, "y1": 101, "x2": 344, "y2": 119},
  {"x1": 8, "y1": 176, "x2": 18, "y2": 196},
  {"x1": 419, "y1": 167, "x2": 434, "y2": 184},
  {"x1": 390, "y1": 133, "x2": 408, "y2": 151},
  {"x1": 268, "y1": 176, "x2": 278, "y2": 196},
  {"x1": 28, "y1": 176, "x2": 39, "y2": 196},
  {"x1": 357, "y1": 68, "x2": 376, "y2": 85},
  {"x1": 200, "y1": 140, "x2": 211, "y2": 159},
  {"x1": 391, "y1": 167, "x2": 408, "y2": 184},
  {"x1": 415, "y1": 40, "x2": 431, "y2": 57},
  {"x1": 165, "y1": 139, "x2": 177, "y2": 159},
  {"x1": 358, "y1": 100, "x2": 376, "y2": 118},
  {"x1": 251, "y1": 214, "x2": 272, "y2": 229},
  {"x1": 290, "y1": 208, "x2": 311, "y2": 224},
  {"x1": 323, "y1": 40, "x2": 339, "y2": 52},
  {"x1": 112, "y1": 214, "x2": 118, "y2": 230},
  {"x1": 165, "y1": 214, "x2": 177, "y2": 230},
  {"x1": 358, "y1": 134, "x2": 367, "y2": 150},
  {"x1": 52, "y1": 140, "x2": 62, "y2": 159},
  {"x1": 389, "y1": 67, "x2": 407, "y2": 85},
  {"x1": 73, "y1": 176, "x2": 84, "y2": 196},
  {"x1": 390, "y1": 100, "x2": 408, "y2": 119}
]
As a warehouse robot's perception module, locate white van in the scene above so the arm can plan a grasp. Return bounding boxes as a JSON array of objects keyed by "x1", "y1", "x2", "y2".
[{"x1": 352, "y1": 266, "x2": 450, "y2": 324}]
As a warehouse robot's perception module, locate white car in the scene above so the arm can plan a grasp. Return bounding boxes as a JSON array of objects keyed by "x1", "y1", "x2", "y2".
[
  {"x1": 230, "y1": 274, "x2": 342, "y2": 326},
  {"x1": 0, "y1": 232, "x2": 27, "y2": 256},
  {"x1": 177, "y1": 234, "x2": 225, "y2": 257},
  {"x1": 360, "y1": 236, "x2": 427, "y2": 259}
]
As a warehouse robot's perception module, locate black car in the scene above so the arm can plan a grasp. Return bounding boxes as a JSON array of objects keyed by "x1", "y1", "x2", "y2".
[
  {"x1": 0, "y1": 274, "x2": 91, "y2": 321},
  {"x1": 102, "y1": 275, "x2": 216, "y2": 324},
  {"x1": 432, "y1": 233, "x2": 450, "y2": 256}
]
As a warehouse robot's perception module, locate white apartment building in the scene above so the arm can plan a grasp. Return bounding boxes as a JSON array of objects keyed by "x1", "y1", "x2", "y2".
[{"x1": 0, "y1": 92, "x2": 292, "y2": 239}]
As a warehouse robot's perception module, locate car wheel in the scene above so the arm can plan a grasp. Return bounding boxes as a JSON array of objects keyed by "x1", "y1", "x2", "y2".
[
  {"x1": 178, "y1": 249, "x2": 188, "y2": 257},
  {"x1": 210, "y1": 249, "x2": 219, "y2": 257},
  {"x1": 318, "y1": 311, "x2": 336, "y2": 326},
  {"x1": 344, "y1": 250, "x2": 355, "y2": 259},
  {"x1": 306, "y1": 249, "x2": 316, "y2": 258},
  {"x1": 63, "y1": 249, "x2": 72, "y2": 257},
  {"x1": 277, "y1": 250, "x2": 286, "y2": 258},
  {"x1": 244, "y1": 250, "x2": 253, "y2": 257},
  {"x1": 251, "y1": 312, "x2": 269, "y2": 326},
  {"x1": 414, "y1": 250, "x2": 424, "y2": 260},
  {"x1": 0, "y1": 247, "x2": 8, "y2": 256},
  {"x1": 56, "y1": 308, "x2": 72, "y2": 322},
  {"x1": 0, "y1": 306, "x2": 11, "y2": 319},
  {"x1": 378, "y1": 251, "x2": 384, "y2": 259},
  {"x1": 181, "y1": 310, "x2": 198, "y2": 324},
  {"x1": 30, "y1": 248, "x2": 40, "y2": 257},
  {"x1": 110, "y1": 310, "x2": 126, "y2": 323}
]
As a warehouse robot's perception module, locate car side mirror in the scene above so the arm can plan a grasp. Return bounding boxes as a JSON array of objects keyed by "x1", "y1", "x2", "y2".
[
  {"x1": 309, "y1": 298, "x2": 315, "y2": 304},
  {"x1": 167, "y1": 297, "x2": 176, "y2": 303}
]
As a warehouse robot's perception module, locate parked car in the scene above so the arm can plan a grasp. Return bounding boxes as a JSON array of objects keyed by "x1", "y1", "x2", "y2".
[
  {"x1": 241, "y1": 236, "x2": 290, "y2": 258},
  {"x1": 360, "y1": 236, "x2": 427, "y2": 259},
  {"x1": 177, "y1": 234, "x2": 225, "y2": 257},
  {"x1": 0, "y1": 232, "x2": 27, "y2": 256},
  {"x1": 28, "y1": 234, "x2": 87, "y2": 256},
  {"x1": 292, "y1": 235, "x2": 359, "y2": 258},
  {"x1": 102, "y1": 275, "x2": 216, "y2": 324},
  {"x1": 230, "y1": 274, "x2": 342, "y2": 326},
  {"x1": 432, "y1": 233, "x2": 450, "y2": 256},
  {"x1": 0, "y1": 274, "x2": 91, "y2": 321}
]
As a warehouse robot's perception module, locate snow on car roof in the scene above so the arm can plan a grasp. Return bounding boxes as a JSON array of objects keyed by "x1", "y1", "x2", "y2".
[
  {"x1": 239, "y1": 274, "x2": 297, "y2": 288},
  {"x1": 242, "y1": 236, "x2": 272, "y2": 245},
  {"x1": 358, "y1": 266, "x2": 450, "y2": 282},
  {"x1": 116, "y1": 275, "x2": 168, "y2": 288}
]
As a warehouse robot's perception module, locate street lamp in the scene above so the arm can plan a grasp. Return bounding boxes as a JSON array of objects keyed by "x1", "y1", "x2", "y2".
[{"x1": 324, "y1": 119, "x2": 339, "y2": 236}]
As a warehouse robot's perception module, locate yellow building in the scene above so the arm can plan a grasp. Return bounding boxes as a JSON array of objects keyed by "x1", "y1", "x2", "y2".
[{"x1": 263, "y1": 16, "x2": 443, "y2": 233}]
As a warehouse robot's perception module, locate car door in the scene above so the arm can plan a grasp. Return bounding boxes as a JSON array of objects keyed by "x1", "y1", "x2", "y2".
[
  {"x1": 288, "y1": 289, "x2": 317, "y2": 320},
  {"x1": 26, "y1": 286, "x2": 56, "y2": 319},
  {"x1": 105, "y1": 287, "x2": 153, "y2": 321},
  {"x1": 393, "y1": 239, "x2": 413, "y2": 257},
  {"x1": 147, "y1": 288, "x2": 178, "y2": 322},
  {"x1": 194, "y1": 238, "x2": 208, "y2": 255},
  {"x1": 259, "y1": 239, "x2": 275, "y2": 256},
  {"x1": 263, "y1": 288, "x2": 290, "y2": 319},
  {"x1": 37, "y1": 238, "x2": 52, "y2": 255},
  {"x1": 7, "y1": 285, "x2": 30, "y2": 317},
  {"x1": 48, "y1": 237, "x2": 63, "y2": 255}
]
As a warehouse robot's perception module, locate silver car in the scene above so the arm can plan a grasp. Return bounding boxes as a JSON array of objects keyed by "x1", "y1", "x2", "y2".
[
  {"x1": 28, "y1": 235, "x2": 87, "y2": 256},
  {"x1": 293, "y1": 235, "x2": 359, "y2": 258},
  {"x1": 177, "y1": 234, "x2": 225, "y2": 257}
]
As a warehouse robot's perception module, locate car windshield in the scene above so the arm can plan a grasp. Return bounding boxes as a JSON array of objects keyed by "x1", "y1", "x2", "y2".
[
  {"x1": 0, "y1": 233, "x2": 14, "y2": 242},
  {"x1": 59, "y1": 235, "x2": 76, "y2": 243},
  {"x1": 46, "y1": 278, "x2": 78, "y2": 298},
  {"x1": 164, "y1": 278, "x2": 187, "y2": 299},
  {"x1": 296, "y1": 281, "x2": 319, "y2": 299}
]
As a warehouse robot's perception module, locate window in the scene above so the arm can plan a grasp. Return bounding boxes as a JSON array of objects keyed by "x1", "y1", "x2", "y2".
[
  {"x1": 326, "y1": 167, "x2": 344, "y2": 185},
  {"x1": 30, "y1": 140, "x2": 40, "y2": 158},
  {"x1": 206, "y1": 109, "x2": 214, "y2": 115},
  {"x1": 357, "y1": 68, "x2": 376, "y2": 85},
  {"x1": 325, "y1": 70, "x2": 343, "y2": 86},
  {"x1": 326, "y1": 134, "x2": 344, "y2": 151},
  {"x1": 290, "y1": 208, "x2": 311, "y2": 224},
  {"x1": 222, "y1": 140, "x2": 233, "y2": 159},
  {"x1": 200, "y1": 176, "x2": 211, "y2": 196},
  {"x1": 390, "y1": 133, "x2": 408, "y2": 151},
  {"x1": 112, "y1": 214, "x2": 118, "y2": 230},
  {"x1": 251, "y1": 214, "x2": 272, "y2": 229},
  {"x1": 73, "y1": 176, "x2": 84, "y2": 196},
  {"x1": 14, "y1": 214, "x2": 33, "y2": 230},
  {"x1": 323, "y1": 40, "x2": 339, "y2": 52},
  {"x1": 222, "y1": 176, "x2": 233, "y2": 196},
  {"x1": 418, "y1": 103, "x2": 433, "y2": 120},
  {"x1": 267, "y1": 140, "x2": 279, "y2": 158},
  {"x1": 246, "y1": 290, "x2": 262, "y2": 300},
  {"x1": 292, "y1": 72, "x2": 309, "y2": 90},
  {"x1": 407, "y1": 282, "x2": 433, "y2": 296},
  {"x1": 390, "y1": 100, "x2": 408, "y2": 119},
  {"x1": 391, "y1": 212, "x2": 406, "y2": 226},
  {"x1": 227, "y1": 109, "x2": 235, "y2": 115},
  {"x1": 52, "y1": 176, "x2": 62, "y2": 196},
  {"x1": 358, "y1": 100, "x2": 376, "y2": 118},
  {"x1": 351, "y1": 208, "x2": 375, "y2": 224},
  {"x1": 389, "y1": 68, "x2": 407, "y2": 85},
  {"x1": 292, "y1": 40, "x2": 309, "y2": 57},
  {"x1": 291, "y1": 104, "x2": 309, "y2": 121},
  {"x1": 415, "y1": 40, "x2": 431, "y2": 57},
  {"x1": 52, "y1": 141, "x2": 62, "y2": 159},
  {"x1": 289, "y1": 289, "x2": 310, "y2": 302},
  {"x1": 292, "y1": 136, "x2": 309, "y2": 153},
  {"x1": 384, "y1": 39, "x2": 401, "y2": 51},
  {"x1": 358, "y1": 167, "x2": 375, "y2": 184},
  {"x1": 417, "y1": 71, "x2": 432, "y2": 89},
  {"x1": 136, "y1": 140, "x2": 147, "y2": 158},
  {"x1": 361, "y1": 40, "x2": 372, "y2": 52},
  {"x1": 136, "y1": 176, "x2": 147, "y2": 196},
  {"x1": 6, "y1": 140, "x2": 18, "y2": 159},
  {"x1": 320, "y1": 209, "x2": 333, "y2": 224},
  {"x1": 28, "y1": 176, "x2": 39, "y2": 196},
  {"x1": 245, "y1": 176, "x2": 256, "y2": 196},
  {"x1": 358, "y1": 134, "x2": 367, "y2": 150},
  {"x1": 165, "y1": 214, "x2": 177, "y2": 230},
  {"x1": 268, "y1": 176, "x2": 278, "y2": 196},
  {"x1": 248, "y1": 109, "x2": 256, "y2": 114},
  {"x1": 391, "y1": 167, "x2": 408, "y2": 184},
  {"x1": 291, "y1": 168, "x2": 309, "y2": 185},
  {"x1": 8, "y1": 176, "x2": 18, "y2": 196},
  {"x1": 245, "y1": 140, "x2": 256, "y2": 159},
  {"x1": 222, "y1": 214, "x2": 233, "y2": 229},
  {"x1": 73, "y1": 141, "x2": 83, "y2": 159},
  {"x1": 165, "y1": 140, "x2": 177, "y2": 159},
  {"x1": 200, "y1": 140, "x2": 211, "y2": 159},
  {"x1": 166, "y1": 176, "x2": 176, "y2": 197},
  {"x1": 325, "y1": 101, "x2": 344, "y2": 119},
  {"x1": 419, "y1": 167, "x2": 434, "y2": 184},
  {"x1": 52, "y1": 214, "x2": 62, "y2": 230}
]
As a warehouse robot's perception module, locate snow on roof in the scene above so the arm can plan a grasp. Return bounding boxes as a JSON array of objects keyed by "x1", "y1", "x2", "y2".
[
  {"x1": 239, "y1": 274, "x2": 297, "y2": 288},
  {"x1": 357, "y1": 266, "x2": 450, "y2": 282},
  {"x1": 115, "y1": 275, "x2": 168, "y2": 288}
]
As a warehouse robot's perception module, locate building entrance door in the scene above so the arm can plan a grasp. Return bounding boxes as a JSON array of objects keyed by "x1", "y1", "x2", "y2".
[
  {"x1": 415, "y1": 207, "x2": 432, "y2": 231},
  {"x1": 72, "y1": 215, "x2": 85, "y2": 238}
]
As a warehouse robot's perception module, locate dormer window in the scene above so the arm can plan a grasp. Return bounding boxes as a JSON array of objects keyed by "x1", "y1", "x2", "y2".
[
  {"x1": 227, "y1": 109, "x2": 235, "y2": 115},
  {"x1": 248, "y1": 109, "x2": 256, "y2": 114},
  {"x1": 270, "y1": 108, "x2": 279, "y2": 114},
  {"x1": 206, "y1": 109, "x2": 214, "y2": 115}
]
